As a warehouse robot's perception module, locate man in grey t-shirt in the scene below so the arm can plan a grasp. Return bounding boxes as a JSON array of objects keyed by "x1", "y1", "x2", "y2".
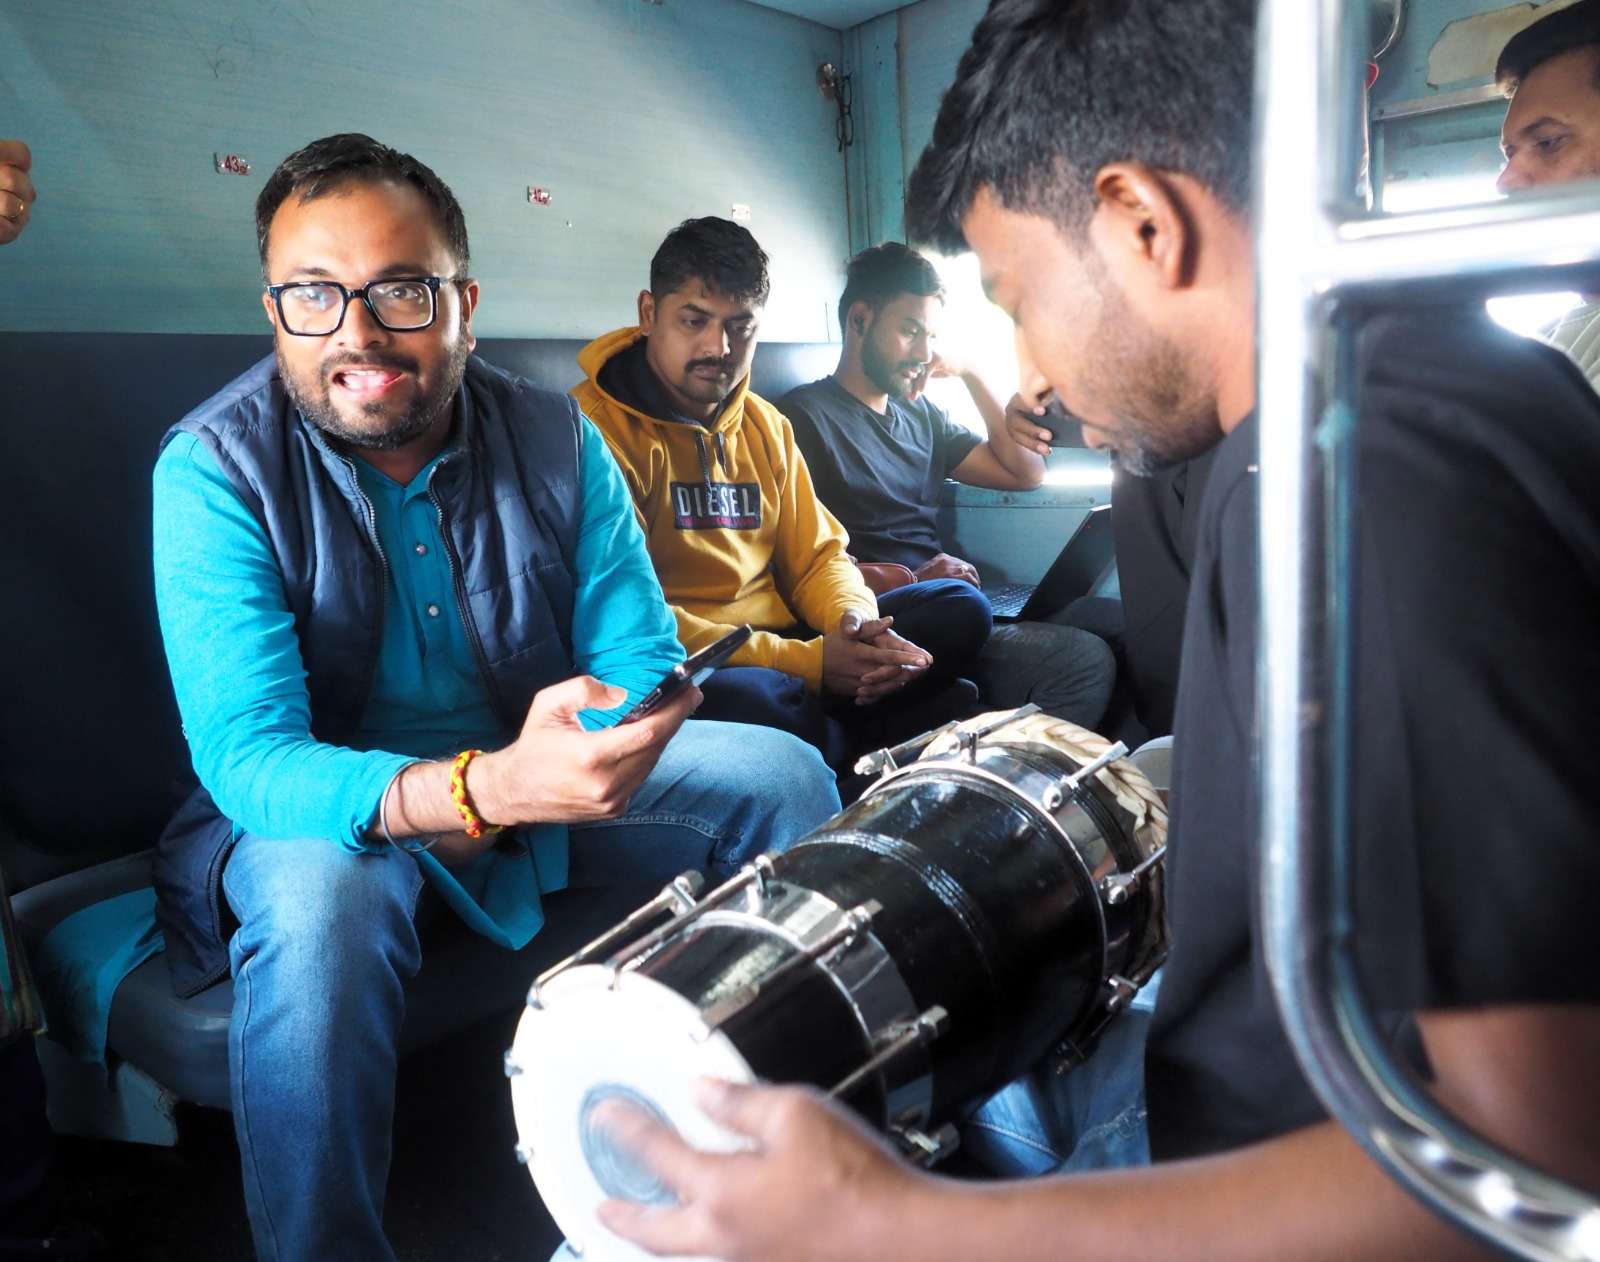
[{"x1": 781, "y1": 243, "x2": 1114, "y2": 728}]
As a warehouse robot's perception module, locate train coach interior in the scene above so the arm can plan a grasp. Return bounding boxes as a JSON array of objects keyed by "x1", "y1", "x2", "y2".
[{"x1": 1, "y1": 0, "x2": 1593, "y2": 1258}]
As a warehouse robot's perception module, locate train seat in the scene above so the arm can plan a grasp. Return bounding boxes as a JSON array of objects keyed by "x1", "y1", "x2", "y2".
[{"x1": 0, "y1": 332, "x2": 836, "y2": 1142}]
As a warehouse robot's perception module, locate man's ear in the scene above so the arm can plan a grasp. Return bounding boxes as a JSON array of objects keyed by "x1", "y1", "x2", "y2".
[
  {"x1": 261, "y1": 289, "x2": 279, "y2": 329},
  {"x1": 637, "y1": 288, "x2": 656, "y2": 332},
  {"x1": 846, "y1": 299, "x2": 873, "y2": 338},
  {"x1": 458, "y1": 279, "x2": 480, "y2": 353},
  {"x1": 1090, "y1": 163, "x2": 1195, "y2": 290}
]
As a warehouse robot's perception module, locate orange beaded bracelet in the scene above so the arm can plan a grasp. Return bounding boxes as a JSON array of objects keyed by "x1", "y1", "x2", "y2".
[{"x1": 449, "y1": 748, "x2": 504, "y2": 840}]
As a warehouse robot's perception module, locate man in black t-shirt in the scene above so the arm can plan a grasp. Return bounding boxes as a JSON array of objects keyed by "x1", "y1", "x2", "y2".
[
  {"x1": 591, "y1": 3, "x2": 1600, "y2": 1259},
  {"x1": 781, "y1": 243, "x2": 1115, "y2": 728}
]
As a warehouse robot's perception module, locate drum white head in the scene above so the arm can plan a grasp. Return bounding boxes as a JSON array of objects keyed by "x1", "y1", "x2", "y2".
[{"x1": 508, "y1": 964, "x2": 755, "y2": 1262}]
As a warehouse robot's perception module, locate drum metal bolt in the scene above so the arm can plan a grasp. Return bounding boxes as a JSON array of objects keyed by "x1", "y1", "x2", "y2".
[
  {"x1": 1098, "y1": 874, "x2": 1134, "y2": 907},
  {"x1": 668, "y1": 871, "x2": 704, "y2": 910},
  {"x1": 503, "y1": 1051, "x2": 523, "y2": 1078},
  {"x1": 893, "y1": 1122, "x2": 960, "y2": 1167},
  {"x1": 513, "y1": 1142, "x2": 534, "y2": 1166},
  {"x1": 525, "y1": 983, "x2": 543, "y2": 1010}
]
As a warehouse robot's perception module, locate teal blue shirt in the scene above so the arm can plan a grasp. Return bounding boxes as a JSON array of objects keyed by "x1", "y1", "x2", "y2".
[{"x1": 151, "y1": 417, "x2": 683, "y2": 950}]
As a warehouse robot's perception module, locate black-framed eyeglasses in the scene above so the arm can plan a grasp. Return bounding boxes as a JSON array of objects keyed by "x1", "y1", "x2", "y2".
[{"x1": 265, "y1": 275, "x2": 461, "y2": 336}]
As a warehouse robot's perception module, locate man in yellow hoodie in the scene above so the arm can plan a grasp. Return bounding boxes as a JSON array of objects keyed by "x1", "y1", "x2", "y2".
[{"x1": 574, "y1": 217, "x2": 993, "y2": 770}]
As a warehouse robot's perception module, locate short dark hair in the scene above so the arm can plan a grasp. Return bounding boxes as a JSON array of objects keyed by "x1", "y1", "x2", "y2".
[
  {"x1": 649, "y1": 217, "x2": 770, "y2": 307},
  {"x1": 255, "y1": 133, "x2": 470, "y2": 277},
  {"x1": 905, "y1": 0, "x2": 1256, "y2": 255},
  {"x1": 837, "y1": 242, "x2": 945, "y2": 336},
  {"x1": 1496, "y1": 0, "x2": 1600, "y2": 96}
]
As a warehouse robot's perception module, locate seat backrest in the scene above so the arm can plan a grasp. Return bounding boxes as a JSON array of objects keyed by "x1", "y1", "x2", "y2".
[{"x1": 0, "y1": 333, "x2": 836, "y2": 885}]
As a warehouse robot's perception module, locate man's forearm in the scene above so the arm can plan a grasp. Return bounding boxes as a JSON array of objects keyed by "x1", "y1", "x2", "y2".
[
  {"x1": 886, "y1": 1120, "x2": 1492, "y2": 1262},
  {"x1": 379, "y1": 744, "x2": 532, "y2": 842},
  {"x1": 966, "y1": 371, "x2": 1046, "y2": 484}
]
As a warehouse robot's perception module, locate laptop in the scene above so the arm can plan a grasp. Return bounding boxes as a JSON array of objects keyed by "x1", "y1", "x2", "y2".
[{"x1": 983, "y1": 504, "x2": 1115, "y2": 621}]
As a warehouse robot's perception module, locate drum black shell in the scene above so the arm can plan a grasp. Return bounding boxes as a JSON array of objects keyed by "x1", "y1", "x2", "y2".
[{"x1": 604, "y1": 733, "x2": 1159, "y2": 1129}]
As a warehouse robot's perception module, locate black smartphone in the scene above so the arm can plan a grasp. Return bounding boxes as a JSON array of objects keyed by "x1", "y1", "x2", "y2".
[
  {"x1": 618, "y1": 624, "x2": 752, "y2": 724},
  {"x1": 1040, "y1": 398, "x2": 1090, "y2": 448}
]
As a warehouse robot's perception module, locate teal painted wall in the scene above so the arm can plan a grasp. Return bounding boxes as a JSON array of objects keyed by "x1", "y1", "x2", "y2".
[
  {"x1": 897, "y1": 0, "x2": 985, "y2": 188},
  {"x1": 841, "y1": 11, "x2": 904, "y2": 254},
  {"x1": 840, "y1": 0, "x2": 984, "y2": 250},
  {"x1": 0, "y1": 0, "x2": 849, "y2": 340}
]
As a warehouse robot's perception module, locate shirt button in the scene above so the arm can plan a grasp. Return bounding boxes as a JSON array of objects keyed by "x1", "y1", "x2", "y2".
[
  {"x1": 414, "y1": 542, "x2": 428, "y2": 556},
  {"x1": 426, "y1": 603, "x2": 441, "y2": 618}
]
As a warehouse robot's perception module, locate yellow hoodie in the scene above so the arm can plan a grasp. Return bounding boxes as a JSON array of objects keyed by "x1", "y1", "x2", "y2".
[{"x1": 574, "y1": 328, "x2": 876, "y2": 690}]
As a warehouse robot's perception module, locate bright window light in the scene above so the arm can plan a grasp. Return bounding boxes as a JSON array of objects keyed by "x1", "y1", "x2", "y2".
[
  {"x1": 923, "y1": 251, "x2": 1021, "y2": 434},
  {"x1": 1381, "y1": 172, "x2": 1501, "y2": 214},
  {"x1": 1042, "y1": 463, "x2": 1114, "y2": 489},
  {"x1": 1486, "y1": 290, "x2": 1582, "y2": 337}
]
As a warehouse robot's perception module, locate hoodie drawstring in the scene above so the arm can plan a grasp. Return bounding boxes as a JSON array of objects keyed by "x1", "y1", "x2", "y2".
[{"x1": 694, "y1": 431, "x2": 714, "y2": 492}]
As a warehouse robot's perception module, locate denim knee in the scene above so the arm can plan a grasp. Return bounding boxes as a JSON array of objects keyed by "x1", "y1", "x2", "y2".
[
  {"x1": 682, "y1": 720, "x2": 840, "y2": 861},
  {"x1": 224, "y1": 838, "x2": 423, "y2": 1012}
]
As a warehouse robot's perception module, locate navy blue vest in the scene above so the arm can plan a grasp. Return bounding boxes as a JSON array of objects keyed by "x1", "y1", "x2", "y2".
[{"x1": 154, "y1": 354, "x2": 583, "y2": 996}]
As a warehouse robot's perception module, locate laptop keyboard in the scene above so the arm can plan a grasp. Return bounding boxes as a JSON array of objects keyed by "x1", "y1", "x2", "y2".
[{"x1": 984, "y1": 582, "x2": 1037, "y2": 619}]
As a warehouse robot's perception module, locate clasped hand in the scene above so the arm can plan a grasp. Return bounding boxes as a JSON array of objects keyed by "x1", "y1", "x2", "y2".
[{"x1": 821, "y1": 609, "x2": 931, "y2": 705}]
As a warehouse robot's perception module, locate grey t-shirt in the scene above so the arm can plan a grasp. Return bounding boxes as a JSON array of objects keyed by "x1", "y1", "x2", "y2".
[{"x1": 779, "y1": 375, "x2": 981, "y2": 569}]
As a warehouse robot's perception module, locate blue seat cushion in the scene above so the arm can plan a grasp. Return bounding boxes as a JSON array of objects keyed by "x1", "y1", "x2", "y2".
[{"x1": 14, "y1": 850, "x2": 657, "y2": 1111}]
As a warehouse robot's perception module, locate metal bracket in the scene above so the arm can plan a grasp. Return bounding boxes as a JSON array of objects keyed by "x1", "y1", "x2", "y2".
[
  {"x1": 1096, "y1": 844, "x2": 1168, "y2": 907},
  {"x1": 854, "y1": 720, "x2": 960, "y2": 778},
  {"x1": 526, "y1": 870, "x2": 707, "y2": 1007},
  {"x1": 1042, "y1": 740, "x2": 1128, "y2": 812},
  {"x1": 827, "y1": 1004, "x2": 950, "y2": 1102},
  {"x1": 890, "y1": 1121, "x2": 960, "y2": 1168}
]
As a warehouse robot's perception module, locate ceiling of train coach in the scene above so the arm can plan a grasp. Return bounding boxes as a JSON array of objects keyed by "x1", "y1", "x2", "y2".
[{"x1": 744, "y1": 1, "x2": 908, "y2": 29}]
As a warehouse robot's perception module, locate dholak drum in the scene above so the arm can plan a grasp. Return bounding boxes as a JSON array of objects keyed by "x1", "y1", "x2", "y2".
[{"x1": 507, "y1": 707, "x2": 1169, "y2": 1261}]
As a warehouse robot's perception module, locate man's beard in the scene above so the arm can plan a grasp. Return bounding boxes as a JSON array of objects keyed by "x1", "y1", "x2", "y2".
[
  {"x1": 861, "y1": 320, "x2": 924, "y2": 400},
  {"x1": 277, "y1": 339, "x2": 470, "y2": 452},
  {"x1": 1077, "y1": 274, "x2": 1220, "y2": 478}
]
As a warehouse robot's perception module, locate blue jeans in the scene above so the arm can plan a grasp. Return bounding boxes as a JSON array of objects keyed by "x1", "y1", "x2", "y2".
[
  {"x1": 220, "y1": 719, "x2": 838, "y2": 1262},
  {"x1": 695, "y1": 579, "x2": 991, "y2": 773},
  {"x1": 962, "y1": 971, "x2": 1161, "y2": 1175}
]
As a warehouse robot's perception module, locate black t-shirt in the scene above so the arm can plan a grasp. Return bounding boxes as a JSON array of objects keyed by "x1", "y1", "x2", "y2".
[
  {"x1": 1147, "y1": 307, "x2": 1600, "y2": 1160},
  {"x1": 780, "y1": 376, "x2": 982, "y2": 569},
  {"x1": 1109, "y1": 451, "x2": 1214, "y2": 737}
]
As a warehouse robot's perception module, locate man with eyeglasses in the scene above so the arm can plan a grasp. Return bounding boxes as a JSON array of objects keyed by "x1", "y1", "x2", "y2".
[{"x1": 149, "y1": 132, "x2": 838, "y2": 1262}]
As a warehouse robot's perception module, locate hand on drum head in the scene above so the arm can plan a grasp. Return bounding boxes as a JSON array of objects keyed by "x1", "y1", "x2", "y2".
[
  {"x1": 595, "y1": 1078, "x2": 920, "y2": 1262},
  {"x1": 473, "y1": 675, "x2": 701, "y2": 827}
]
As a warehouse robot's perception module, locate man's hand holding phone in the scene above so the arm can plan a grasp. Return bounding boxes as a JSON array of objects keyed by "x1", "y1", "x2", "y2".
[{"x1": 470, "y1": 675, "x2": 700, "y2": 831}]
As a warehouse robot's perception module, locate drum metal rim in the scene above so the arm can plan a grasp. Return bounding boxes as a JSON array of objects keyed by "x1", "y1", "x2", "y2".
[
  {"x1": 507, "y1": 966, "x2": 755, "y2": 1262},
  {"x1": 692, "y1": 881, "x2": 934, "y2": 1127}
]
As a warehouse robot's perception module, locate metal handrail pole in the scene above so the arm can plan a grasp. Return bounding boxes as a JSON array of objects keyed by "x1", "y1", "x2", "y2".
[{"x1": 1257, "y1": 0, "x2": 1600, "y2": 1258}]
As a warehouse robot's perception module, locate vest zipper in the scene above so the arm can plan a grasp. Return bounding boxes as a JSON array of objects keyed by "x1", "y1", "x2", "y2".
[
  {"x1": 337, "y1": 456, "x2": 390, "y2": 715},
  {"x1": 428, "y1": 468, "x2": 515, "y2": 731}
]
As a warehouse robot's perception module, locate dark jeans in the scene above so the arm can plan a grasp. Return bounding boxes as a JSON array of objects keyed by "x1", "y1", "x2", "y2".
[{"x1": 696, "y1": 579, "x2": 991, "y2": 773}]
